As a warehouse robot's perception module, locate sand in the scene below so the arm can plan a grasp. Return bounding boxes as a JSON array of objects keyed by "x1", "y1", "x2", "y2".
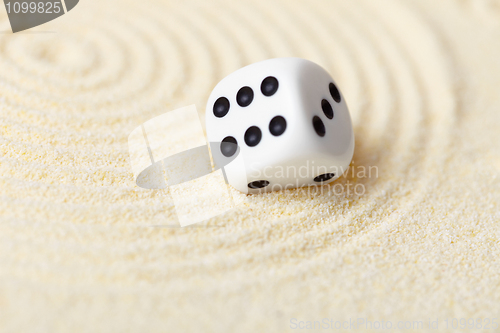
[{"x1": 0, "y1": 0, "x2": 499, "y2": 331}]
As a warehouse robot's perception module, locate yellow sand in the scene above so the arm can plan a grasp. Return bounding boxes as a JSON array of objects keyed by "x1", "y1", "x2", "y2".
[{"x1": 0, "y1": 0, "x2": 499, "y2": 331}]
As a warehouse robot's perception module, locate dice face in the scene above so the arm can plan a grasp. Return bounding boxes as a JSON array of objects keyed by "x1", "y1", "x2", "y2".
[{"x1": 206, "y1": 58, "x2": 354, "y2": 193}]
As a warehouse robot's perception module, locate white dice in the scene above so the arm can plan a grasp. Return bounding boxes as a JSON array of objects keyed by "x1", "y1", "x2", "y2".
[{"x1": 205, "y1": 58, "x2": 354, "y2": 193}]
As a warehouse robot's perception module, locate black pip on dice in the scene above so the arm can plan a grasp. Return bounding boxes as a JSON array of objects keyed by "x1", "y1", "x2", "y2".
[{"x1": 206, "y1": 58, "x2": 354, "y2": 193}]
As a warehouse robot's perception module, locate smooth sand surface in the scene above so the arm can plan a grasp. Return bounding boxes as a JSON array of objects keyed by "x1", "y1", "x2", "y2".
[{"x1": 0, "y1": 0, "x2": 499, "y2": 331}]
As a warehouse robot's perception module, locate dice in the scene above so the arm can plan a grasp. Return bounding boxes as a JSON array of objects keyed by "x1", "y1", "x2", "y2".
[{"x1": 205, "y1": 58, "x2": 354, "y2": 193}]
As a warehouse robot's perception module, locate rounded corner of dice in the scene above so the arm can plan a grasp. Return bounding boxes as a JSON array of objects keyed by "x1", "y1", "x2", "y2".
[{"x1": 206, "y1": 58, "x2": 355, "y2": 194}]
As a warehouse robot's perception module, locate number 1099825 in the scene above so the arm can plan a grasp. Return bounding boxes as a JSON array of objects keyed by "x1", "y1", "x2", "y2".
[{"x1": 5, "y1": 1, "x2": 62, "y2": 14}]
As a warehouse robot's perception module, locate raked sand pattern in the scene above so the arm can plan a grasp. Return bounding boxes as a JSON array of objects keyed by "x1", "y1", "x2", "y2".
[{"x1": 0, "y1": 0, "x2": 500, "y2": 332}]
